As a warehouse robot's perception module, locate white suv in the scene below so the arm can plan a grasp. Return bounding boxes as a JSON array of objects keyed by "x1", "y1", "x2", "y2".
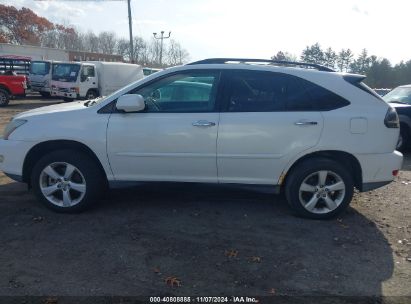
[{"x1": 0, "y1": 58, "x2": 403, "y2": 219}]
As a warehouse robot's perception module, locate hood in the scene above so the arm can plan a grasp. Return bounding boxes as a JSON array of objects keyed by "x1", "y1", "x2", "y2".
[{"x1": 15, "y1": 101, "x2": 87, "y2": 120}]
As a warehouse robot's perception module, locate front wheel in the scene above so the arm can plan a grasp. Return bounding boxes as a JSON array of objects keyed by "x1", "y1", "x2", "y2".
[
  {"x1": 285, "y1": 158, "x2": 354, "y2": 219},
  {"x1": 31, "y1": 150, "x2": 105, "y2": 212},
  {"x1": 86, "y1": 90, "x2": 98, "y2": 100}
]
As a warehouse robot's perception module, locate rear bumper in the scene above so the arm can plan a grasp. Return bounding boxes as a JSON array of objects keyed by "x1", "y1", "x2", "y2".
[{"x1": 356, "y1": 151, "x2": 403, "y2": 192}]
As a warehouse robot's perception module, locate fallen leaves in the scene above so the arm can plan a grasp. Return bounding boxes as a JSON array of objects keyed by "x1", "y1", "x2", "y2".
[
  {"x1": 32, "y1": 216, "x2": 44, "y2": 223},
  {"x1": 224, "y1": 249, "x2": 238, "y2": 258},
  {"x1": 336, "y1": 218, "x2": 349, "y2": 229},
  {"x1": 165, "y1": 276, "x2": 181, "y2": 287},
  {"x1": 44, "y1": 298, "x2": 58, "y2": 304},
  {"x1": 249, "y1": 256, "x2": 262, "y2": 263}
]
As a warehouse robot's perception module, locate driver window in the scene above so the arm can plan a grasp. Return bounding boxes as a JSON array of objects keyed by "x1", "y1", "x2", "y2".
[
  {"x1": 81, "y1": 66, "x2": 95, "y2": 82},
  {"x1": 131, "y1": 71, "x2": 220, "y2": 112}
]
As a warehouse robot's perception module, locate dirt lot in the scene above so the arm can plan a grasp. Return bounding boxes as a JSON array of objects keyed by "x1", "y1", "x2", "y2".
[{"x1": 0, "y1": 97, "x2": 410, "y2": 301}]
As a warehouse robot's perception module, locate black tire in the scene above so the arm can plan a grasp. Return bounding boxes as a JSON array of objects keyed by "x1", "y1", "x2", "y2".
[
  {"x1": 285, "y1": 158, "x2": 354, "y2": 219},
  {"x1": 0, "y1": 88, "x2": 10, "y2": 106},
  {"x1": 397, "y1": 125, "x2": 410, "y2": 152},
  {"x1": 63, "y1": 97, "x2": 75, "y2": 102},
  {"x1": 86, "y1": 90, "x2": 98, "y2": 100},
  {"x1": 39, "y1": 92, "x2": 51, "y2": 98},
  {"x1": 31, "y1": 149, "x2": 106, "y2": 213}
]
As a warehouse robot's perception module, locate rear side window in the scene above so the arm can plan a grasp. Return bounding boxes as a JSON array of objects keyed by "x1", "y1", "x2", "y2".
[
  {"x1": 226, "y1": 71, "x2": 286, "y2": 112},
  {"x1": 224, "y1": 70, "x2": 350, "y2": 112}
]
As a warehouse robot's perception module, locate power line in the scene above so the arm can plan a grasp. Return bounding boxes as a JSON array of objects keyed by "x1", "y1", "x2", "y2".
[{"x1": 153, "y1": 31, "x2": 171, "y2": 66}]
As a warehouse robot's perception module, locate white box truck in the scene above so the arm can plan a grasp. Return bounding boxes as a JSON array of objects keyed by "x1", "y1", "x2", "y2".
[
  {"x1": 29, "y1": 60, "x2": 56, "y2": 97},
  {"x1": 51, "y1": 61, "x2": 144, "y2": 101}
]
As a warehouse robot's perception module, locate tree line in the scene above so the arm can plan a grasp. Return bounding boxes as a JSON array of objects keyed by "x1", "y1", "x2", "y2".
[
  {"x1": 0, "y1": 4, "x2": 190, "y2": 67},
  {"x1": 272, "y1": 43, "x2": 411, "y2": 88}
]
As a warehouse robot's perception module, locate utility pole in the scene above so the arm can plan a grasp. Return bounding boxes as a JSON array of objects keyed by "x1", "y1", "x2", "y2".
[
  {"x1": 127, "y1": 0, "x2": 134, "y2": 63},
  {"x1": 153, "y1": 31, "x2": 171, "y2": 66}
]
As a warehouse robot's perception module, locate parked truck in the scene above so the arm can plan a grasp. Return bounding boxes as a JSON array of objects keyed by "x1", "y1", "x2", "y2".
[
  {"x1": 28, "y1": 60, "x2": 56, "y2": 97},
  {"x1": 0, "y1": 72, "x2": 27, "y2": 106},
  {"x1": 50, "y1": 61, "x2": 144, "y2": 101}
]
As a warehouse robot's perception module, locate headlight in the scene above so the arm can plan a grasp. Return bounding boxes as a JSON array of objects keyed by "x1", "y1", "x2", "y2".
[
  {"x1": 3, "y1": 119, "x2": 27, "y2": 140},
  {"x1": 70, "y1": 87, "x2": 79, "y2": 93}
]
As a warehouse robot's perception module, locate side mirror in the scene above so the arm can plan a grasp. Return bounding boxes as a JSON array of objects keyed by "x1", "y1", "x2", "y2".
[
  {"x1": 80, "y1": 75, "x2": 87, "y2": 82},
  {"x1": 116, "y1": 94, "x2": 145, "y2": 112}
]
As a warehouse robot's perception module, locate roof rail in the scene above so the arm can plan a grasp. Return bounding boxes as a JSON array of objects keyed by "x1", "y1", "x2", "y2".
[{"x1": 187, "y1": 58, "x2": 335, "y2": 72}]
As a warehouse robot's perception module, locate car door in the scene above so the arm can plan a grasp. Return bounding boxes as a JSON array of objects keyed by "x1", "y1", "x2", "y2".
[
  {"x1": 106, "y1": 70, "x2": 221, "y2": 182},
  {"x1": 217, "y1": 70, "x2": 324, "y2": 185},
  {"x1": 79, "y1": 65, "x2": 97, "y2": 97}
]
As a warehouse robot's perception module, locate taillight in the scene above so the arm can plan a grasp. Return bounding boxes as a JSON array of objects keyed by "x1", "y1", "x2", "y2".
[{"x1": 384, "y1": 107, "x2": 399, "y2": 128}]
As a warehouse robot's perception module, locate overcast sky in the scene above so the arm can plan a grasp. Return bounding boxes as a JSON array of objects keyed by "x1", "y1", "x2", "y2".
[{"x1": 3, "y1": 0, "x2": 410, "y2": 64}]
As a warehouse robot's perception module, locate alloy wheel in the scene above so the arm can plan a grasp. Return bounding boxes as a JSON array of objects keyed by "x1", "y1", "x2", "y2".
[
  {"x1": 298, "y1": 170, "x2": 346, "y2": 214},
  {"x1": 39, "y1": 162, "x2": 86, "y2": 207}
]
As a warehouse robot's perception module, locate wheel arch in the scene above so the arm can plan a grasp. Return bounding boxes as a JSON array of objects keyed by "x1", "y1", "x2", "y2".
[
  {"x1": 86, "y1": 88, "x2": 99, "y2": 97},
  {"x1": 281, "y1": 150, "x2": 363, "y2": 191},
  {"x1": 0, "y1": 84, "x2": 11, "y2": 94},
  {"x1": 23, "y1": 140, "x2": 108, "y2": 186}
]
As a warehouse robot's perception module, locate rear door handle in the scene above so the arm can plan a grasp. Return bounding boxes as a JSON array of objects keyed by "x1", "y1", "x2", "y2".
[
  {"x1": 295, "y1": 120, "x2": 318, "y2": 126},
  {"x1": 192, "y1": 120, "x2": 216, "y2": 127}
]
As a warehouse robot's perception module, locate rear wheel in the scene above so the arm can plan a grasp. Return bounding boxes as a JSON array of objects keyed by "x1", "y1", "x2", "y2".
[
  {"x1": 0, "y1": 88, "x2": 10, "y2": 106},
  {"x1": 285, "y1": 158, "x2": 354, "y2": 219},
  {"x1": 31, "y1": 150, "x2": 105, "y2": 212}
]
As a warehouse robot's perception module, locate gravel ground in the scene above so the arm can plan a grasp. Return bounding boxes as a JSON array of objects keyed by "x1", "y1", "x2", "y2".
[{"x1": 0, "y1": 96, "x2": 410, "y2": 301}]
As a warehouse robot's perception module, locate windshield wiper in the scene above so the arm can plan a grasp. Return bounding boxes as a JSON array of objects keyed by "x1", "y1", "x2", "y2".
[{"x1": 84, "y1": 96, "x2": 104, "y2": 107}]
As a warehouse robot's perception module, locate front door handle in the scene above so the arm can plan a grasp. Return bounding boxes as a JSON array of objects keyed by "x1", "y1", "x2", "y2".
[
  {"x1": 192, "y1": 120, "x2": 216, "y2": 127},
  {"x1": 295, "y1": 120, "x2": 318, "y2": 126}
]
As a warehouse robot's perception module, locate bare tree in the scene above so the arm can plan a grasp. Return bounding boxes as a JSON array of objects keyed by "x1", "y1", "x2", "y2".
[
  {"x1": 166, "y1": 39, "x2": 190, "y2": 66},
  {"x1": 98, "y1": 31, "x2": 117, "y2": 54},
  {"x1": 83, "y1": 31, "x2": 99, "y2": 53}
]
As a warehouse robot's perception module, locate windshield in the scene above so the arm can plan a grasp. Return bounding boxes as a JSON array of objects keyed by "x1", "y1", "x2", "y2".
[
  {"x1": 383, "y1": 87, "x2": 411, "y2": 104},
  {"x1": 52, "y1": 63, "x2": 80, "y2": 82},
  {"x1": 30, "y1": 61, "x2": 50, "y2": 76}
]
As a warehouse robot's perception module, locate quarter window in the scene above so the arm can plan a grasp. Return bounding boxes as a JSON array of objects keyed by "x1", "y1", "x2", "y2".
[{"x1": 132, "y1": 72, "x2": 219, "y2": 112}]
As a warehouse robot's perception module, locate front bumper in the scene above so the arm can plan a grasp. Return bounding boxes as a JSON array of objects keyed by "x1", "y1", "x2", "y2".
[
  {"x1": 356, "y1": 150, "x2": 403, "y2": 191},
  {"x1": 51, "y1": 90, "x2": 77, "y2": 99},
  {"x1": 31, "y1": 85, "x2": 50, "y2": 93},
  {"x1": 0, "y1": 139, "x2": 34, "y2": 182}
]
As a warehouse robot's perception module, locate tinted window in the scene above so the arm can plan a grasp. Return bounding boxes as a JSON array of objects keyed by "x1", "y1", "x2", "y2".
[
  {"x1": 226, "y1": 71, "x2": 286, "y2": 112},
  {"x1": 295, "y1": 78, "x2": 350, "y2": 111},
  {"x1": 225, "y1": 71, "x2": 349, "y2": 112},
  {"x1": 132, "y1": 71, "x2": 219, "y2": 112}
]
